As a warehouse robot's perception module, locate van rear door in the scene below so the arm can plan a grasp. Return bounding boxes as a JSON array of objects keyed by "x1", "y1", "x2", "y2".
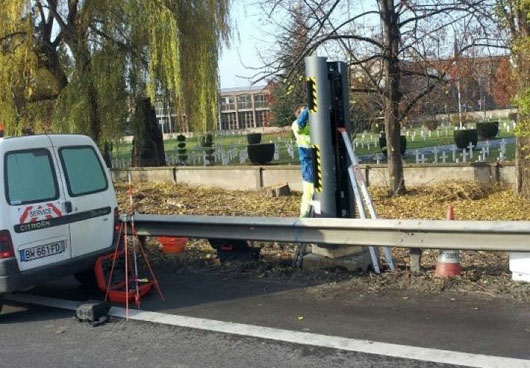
[
  {"x1": 1, "y1": 138, "x2": 72, "y2": 272},
  {"x1": 50, "y1": 136, "x2": 116, "y2": 258}
]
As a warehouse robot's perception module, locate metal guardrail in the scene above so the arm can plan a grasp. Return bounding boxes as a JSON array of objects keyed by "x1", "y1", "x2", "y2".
[{"x1": 125, "y1": 214, "x2": 530, "y2": 252}]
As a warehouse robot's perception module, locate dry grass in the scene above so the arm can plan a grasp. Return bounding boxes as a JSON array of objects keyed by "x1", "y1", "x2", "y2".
[{"x1": 116, "y1": 181, "x2": 530, "y2": 301}]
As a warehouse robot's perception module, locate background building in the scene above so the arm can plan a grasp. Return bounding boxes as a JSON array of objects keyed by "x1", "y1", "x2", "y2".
[
  {"x1": 154, "y1": 100, "x2": 189, "y2": 134},
  {"x1": 154, "y1": 85, "x2": 272, "y2": 133},
  {"x1": 218, "y1": 85, "x2": 272, "y2": 130}
]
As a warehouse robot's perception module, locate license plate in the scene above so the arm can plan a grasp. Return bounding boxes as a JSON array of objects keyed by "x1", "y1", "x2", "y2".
[{"x1": 20, "y1": 241, "x2": 66, "y2": 262}]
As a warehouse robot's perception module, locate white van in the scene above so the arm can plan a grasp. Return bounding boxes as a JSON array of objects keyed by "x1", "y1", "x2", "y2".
[{"x1": 0, "y1": 134, "x2": 119, "y2": 311}]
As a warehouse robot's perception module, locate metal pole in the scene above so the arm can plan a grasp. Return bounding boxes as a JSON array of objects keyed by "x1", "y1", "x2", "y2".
[
  {"x1": 305, "y1": 56, "x2": 337, "y2": 218},
  {"x1": 328, "y1": 61, "x2": 354, "y2": 219}
]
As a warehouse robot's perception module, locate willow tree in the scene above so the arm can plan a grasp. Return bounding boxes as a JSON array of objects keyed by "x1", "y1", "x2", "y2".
[{"x1": 0, "y1": 1, "x2": 230, "y2": 164}]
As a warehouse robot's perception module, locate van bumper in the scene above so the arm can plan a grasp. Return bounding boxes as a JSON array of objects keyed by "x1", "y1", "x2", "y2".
[{"x1": 0, "y1": 245, "x2": 115, "y2": 294}]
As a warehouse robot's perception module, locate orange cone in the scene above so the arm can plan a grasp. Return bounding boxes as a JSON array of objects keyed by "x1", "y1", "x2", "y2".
[{"x1": 435, "y1": 205, "x2": 461, "y2": 277}]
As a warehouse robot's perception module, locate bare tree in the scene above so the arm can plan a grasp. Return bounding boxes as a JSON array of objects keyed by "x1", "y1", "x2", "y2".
[
  {"x1": 495, "y1": 0, "x2": 530, "y2": 196},
  {"x1": 259, "y1": 0, "x2": 499, "y2": 195}
]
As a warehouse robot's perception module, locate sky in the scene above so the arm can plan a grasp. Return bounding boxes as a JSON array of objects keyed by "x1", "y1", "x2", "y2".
[{"x1": 219, "y1": 1, "x2": 269, "y2": 89}]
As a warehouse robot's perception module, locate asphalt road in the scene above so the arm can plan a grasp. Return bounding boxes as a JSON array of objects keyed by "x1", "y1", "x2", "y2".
[
  {"x1": 1, "y1": 270, "x2": 530, "y2": 368},
  {"x1": 0, "y1": 302, "x2": 460, "y2": 368}
]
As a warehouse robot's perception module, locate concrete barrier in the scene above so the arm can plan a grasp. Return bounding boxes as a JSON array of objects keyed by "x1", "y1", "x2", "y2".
[
  {"x1": 112, "y1": 166, "x2": 176, "y2": 183},
  {"x1": 111, "y1": 163, "x2": 516, "y2": 190}
]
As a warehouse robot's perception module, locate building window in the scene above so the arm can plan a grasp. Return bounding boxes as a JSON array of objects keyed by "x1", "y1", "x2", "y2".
[
  {"x1": 221, "y1": 112, "x2": 238, "y2": 130},
  {"x1": 238, "y1": 111, "x2": 254, "y2": 128},
  {"x1": 155, "y1": 101, "x2": 164, "y2": 116},
  {"x1": 237, "y1": 94, "x2": 252, "y2": 109},
  {"x1": 221, "y1": 96, "x2": 235, "y2": 111},
  {"x1": 254, "y1": 94, "x2": 267, "y2": 108},
  {"x1": 255, "y1": 110, "x2": 269, "y2": 127}
]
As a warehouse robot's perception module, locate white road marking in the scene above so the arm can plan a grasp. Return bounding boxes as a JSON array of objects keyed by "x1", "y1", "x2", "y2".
[{"x1": 7, "y1": 293, "x2": 530, "y2": 368}]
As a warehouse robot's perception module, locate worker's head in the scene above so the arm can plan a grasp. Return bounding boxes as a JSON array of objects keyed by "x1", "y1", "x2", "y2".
[{"x1": 293, "y1": 104, "x2": 307, "y2": 118}]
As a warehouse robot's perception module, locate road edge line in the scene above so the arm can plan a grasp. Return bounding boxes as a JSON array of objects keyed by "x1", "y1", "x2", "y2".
[{"x1": 7, "y1": 293, "x2": 530, "y2": 368}]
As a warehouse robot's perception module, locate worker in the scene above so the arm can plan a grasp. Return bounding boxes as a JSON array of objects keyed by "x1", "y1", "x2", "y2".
[{"x1": 291, "y1": 104, "x2": 314, "y2": 217}]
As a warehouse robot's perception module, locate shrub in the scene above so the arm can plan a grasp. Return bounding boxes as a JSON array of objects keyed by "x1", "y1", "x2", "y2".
[
  {"x1": 379, "y1": 135, "x2": 407, "y2": 156},
  {"x1": 177, "y1": 137, "x2": 188, "y2": 164},
  {"x1": 476, "y1": 122, "x2": 499, "y2": 139},
  {"x1": 370, "y1": 122, "x2": 384, "y2": 134},
  {"x1": 425, "y1": 120, "x2": 439, "y2": 131},
  {"x1": 450, "y1": 114, "x2": 474, "y2": 127},
  {"x1": 247, "y1": 143, "x2": 275, "y2": 164},
  {"x1": 200, "y1": 133, "x2": 215, "y2": 165},
  {"x1": 454, "y1": 129, "x2": 478, "y2": 149},
  {"x1": 247, "y1": 133, "x2": 262, "y2": 144},
  {"x1": 199, "y1": 133, "x2": 213, "y2": 147}
]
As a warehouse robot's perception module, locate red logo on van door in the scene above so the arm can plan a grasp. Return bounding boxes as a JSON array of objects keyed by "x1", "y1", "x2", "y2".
[{"x1": 19, "y1": 203, "x2": 63, "y2": 224}]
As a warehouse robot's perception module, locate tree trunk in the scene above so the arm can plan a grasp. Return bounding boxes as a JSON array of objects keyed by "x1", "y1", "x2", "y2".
[
  {"x1": 514, "y1": 17, "x2": 530, "y2": 197},
  {"x1": 132, "y1": 98, "x2": 166, "y2": 167},
  {"x1": 381, "y1": 0, "x2": 405, "y2": 195},
  {"x1": 86, "y1": 74, "x2": 101, "y2": 146},
  {"x1": 70, "y1": 41, "x2": 102, "y2": 147}
]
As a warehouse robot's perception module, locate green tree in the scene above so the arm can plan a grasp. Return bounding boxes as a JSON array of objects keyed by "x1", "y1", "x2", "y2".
[
  {"x1": 0, "y1": 1, "x2": 231, "y2": 157},
  {"x1": 497, "y1": 0, "x2": 530, "y2": 196}
]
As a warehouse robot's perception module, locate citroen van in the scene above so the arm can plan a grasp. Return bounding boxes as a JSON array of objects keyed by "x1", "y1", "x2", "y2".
[{"x1": 0, "y1": 135, "x2": 119, "y2": 311}]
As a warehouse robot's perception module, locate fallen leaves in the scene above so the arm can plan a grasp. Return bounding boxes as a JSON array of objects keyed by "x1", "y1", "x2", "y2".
[{"x1": 115, "y1": 180, "x2": 530, "y2": 301}]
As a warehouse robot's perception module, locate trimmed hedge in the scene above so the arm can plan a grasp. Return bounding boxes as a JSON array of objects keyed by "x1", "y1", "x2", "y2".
[
  {"x1": 177, "y1": 134, "x2": 187, "y2": 164},
  {"x1": 379, "y1": 135, "x2": 407, "y2": 156},
  {"x1": 476, "y1": 122, "x2": 499, "y2": 139},
  {"x1": 247, "y1": 133, "x2": 262, "y2": 144},
  {"x1": 200, "y1": 133, "x2": 215, "y2": 165},
  {"x1": 247, "y1": 143, "x2": 274, "y2": 164},
  {"x1": 454, "y1": 129, "x2": 478, "y2": 149},
  {"x1": 424, "y1": 120, "x2": 439, "y2": 131}
]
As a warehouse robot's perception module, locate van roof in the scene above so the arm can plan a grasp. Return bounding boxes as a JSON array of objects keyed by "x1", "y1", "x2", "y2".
[{"x1": 0, "y1": 134, "x2": 96, "y2": 146}]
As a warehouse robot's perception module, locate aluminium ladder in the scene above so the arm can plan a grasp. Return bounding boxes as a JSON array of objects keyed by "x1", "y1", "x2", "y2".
[{"x1": 338, "y1": 128, "x2": 396, "y2": 272}]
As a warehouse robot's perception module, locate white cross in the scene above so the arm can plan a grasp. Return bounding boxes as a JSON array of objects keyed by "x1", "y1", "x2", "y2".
[
  {"x1": 415, "y1": 149, "x2": 420, "y2": 164},
  {"x1": 420, "y1": 154, "x2": 427, "y2": 164},
  {"x1": 433, "y1": 147, "x2": 439, "y2": 163},
  {"x1": 441, "y1": 151, "x2": 448, "y2": 164},
  {"x1": 468, "y1": 142, "x2": 474, "y2": 159},
  {"x1": 452, "y1": 145, "x2": 457, "y2": 162},
  {"x1": 376, "y1": 153, "x2": 382, "y2": 165},
  {"x1": 485, "y1": 140, "x2": 490, "y2": 155},
  {"x1": 462, "y1": 149, "x2": 468, "y2": 163},
  {"x1": 499, "y1": 151, "x2": 506, "y2": 161}
]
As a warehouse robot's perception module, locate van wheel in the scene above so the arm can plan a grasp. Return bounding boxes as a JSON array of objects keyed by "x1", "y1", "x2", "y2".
[{"x1": 74, "y1": 269, "x2": 98, "y2": 289}]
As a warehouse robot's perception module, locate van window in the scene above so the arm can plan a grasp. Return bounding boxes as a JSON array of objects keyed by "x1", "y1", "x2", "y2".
[
  {"x1": 59, "y1": 146, "x2": 108, "y2": 196},
  {"x1": 5, "y1": 149, "x2": 59, "y2": 205}
]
